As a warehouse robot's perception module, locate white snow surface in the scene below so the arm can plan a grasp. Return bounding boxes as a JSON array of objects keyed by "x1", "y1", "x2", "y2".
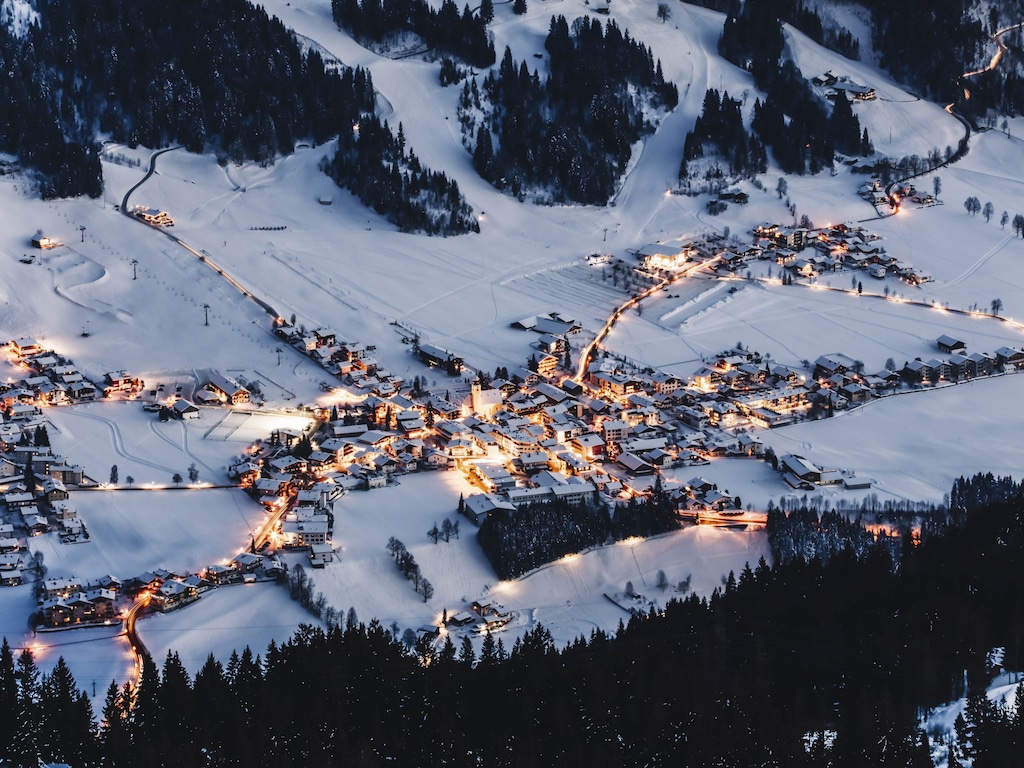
[{"x1": 0, "y1": 0, "x2": 1021, "y2": 720}]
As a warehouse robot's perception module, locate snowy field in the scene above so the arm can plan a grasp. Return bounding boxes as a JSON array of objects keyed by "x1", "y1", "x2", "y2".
[
  {"x1": 45, "y1": 401, "x2": 313, "y2": 486},
  {"x1": 0, "y1": 0, "x2": 1022, "y2": 733}
]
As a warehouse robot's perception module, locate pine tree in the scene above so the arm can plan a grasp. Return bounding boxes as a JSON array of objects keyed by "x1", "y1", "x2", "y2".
[
  {"x1": 0, "y1": 639, "x2": 17, "y2": 764},
  {"x1": 479, "y1": 0, "x2": 494, "y2": 24},
  {"x1": 512, "y1": 0, "x2": 526, "y2": 14},
  {"x1": 23, "y1": 455, "x2": 36, "y2": 494},
  {"x1": 11, "y1": 649, "x2": 43, "y2": 768},
  {"x1": 40, "y1": 657, "x2": 96, "y2": 767},
  {"x1": 460, "y1": 635, "x2": 476, "y2": 666},
  {"x1": 99, "y1": 681, "x2": 133, "y2": 768}
]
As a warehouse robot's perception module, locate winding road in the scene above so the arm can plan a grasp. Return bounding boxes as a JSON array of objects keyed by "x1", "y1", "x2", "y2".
[{"x1": 120, "y1": 148, "x2": 284, "y2": 323}]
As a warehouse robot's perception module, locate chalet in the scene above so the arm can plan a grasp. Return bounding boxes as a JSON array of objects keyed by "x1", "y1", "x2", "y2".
[
  {"x1": 839, "y1": 382, "x2": 871, "y2": 403},
  {"x1": 39, "y1": 477, "x2": 69, "y2": 503},
  {"x1": 649, "y1": 371, "x2": 684, "y2": 395},
  {"x1": 418, "y1": 343, "x2": 464, "y2": 374},
  {"x1": 205, "y1": 564, "x2": 238, "y2": 585},
  {"x1": 518, "y1": 451, "x2": 552, "y2": 473},
  {"x1": 636, "y1": 242, "x2": 693, "y2": 271},
  {"x1": 617, "y1": 452, "x2": 654, "y2": 475},
  {"x1": 901, "y1": 359, "x2": 928, "y2": 384},
  {"x1": 936, "y1": 335, "x2": 967, "y2": 355},
  {"x1": 104, "y1": 370, "x2": 143, "y2": 395},
  {"x1": 0, "y1": 537, "x2": 20, "y2": 554},
  {"x1": 153, "y1": 579, "x2": 199, "y2": 612},
  {"x1": 9, "y1": 338, "x2": 42, "y2": 357},
  {"x1": 995, "y1": 346, "x2": 1024, "y2": 369},
  {"x1": 206, "y1": 372, "x2": 251, "y2": 404},
  {"x1": 268, "y1": 455, "x2": 306, "y2": 475},
  {"x1": 42, "y1": 577, "x2": 83, "y2": 600},
  {"x1": 4, "y1": 491, "x2": 34, "y2": 509},
  {"x1": 9, "y1": 403, "x2": 41, "y2": 421},
  {"x1": 779, "y1": 453, "x2": 841, "y2": 486},
  {"x1": 0, "y1": 568, "x2": 22, "y2": 587},
  {"x1": 31, "y1": 232, "x2": 58, "y2": 249},
  {"x1": 528, "y1": 315, "x2": 582, "y2": 336},
  {"x1": 233, "y1": 552, "x2": 266, "y2": 572},
  {"x1": 464, "y1": 493, "x2": 515, "y2": 526},
  {"x1": 68, "y1": 381, "x2": 97, "y2": 401}
]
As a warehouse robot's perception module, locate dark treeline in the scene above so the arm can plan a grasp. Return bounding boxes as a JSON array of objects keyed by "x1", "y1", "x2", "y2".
[
  {"x1": 696, "y1": 0, "x2": 859, "y2": 59},
  {"x1": 718, "y1": 2, "x2": 870, "y2": 173},
  {"x1": 767, "y1": 503, "x2": 904, "y2": 566},
  {"x1": 478, "y1": 477, "x2": 679, "y2": 579},
  {"x1": 713, "y1": 0, "x2": 1023, "y2": 120},
  {"x1": 862, "y1": 0, "x2": 988, "y2": 104},
  {"x1": 679, "y1": 88, "x2": 768, "y2": 178},
  {"x1": 469, "y1": 16, "x2": 677, "y2": 204},
  {"x1": 0, "y1": 21, "x2": 102, "y2": 199},
  {"x1": 0, "y1": 0, "x2": 475, "y2": 234},
  {"x1": 331, "y1": 0, "x2": 495, "y2": 68},
  {"x1": 323, "y1": 117, "x2": 479, "y2": 235},
  {"x1": 4, "y1": 473, "x2": 1024, "y2": 765}
]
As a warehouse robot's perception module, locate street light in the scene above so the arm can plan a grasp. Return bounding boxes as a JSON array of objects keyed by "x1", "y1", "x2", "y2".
[
  {"x1": 131, "y1": 259, "x2": 138, "y2": 280},
  {"x1": 79, "y1": 226, "x2": 86, "y2": 242},
  {"x1": 202, "y1": 303, "x2": 210, "y2": 326}
]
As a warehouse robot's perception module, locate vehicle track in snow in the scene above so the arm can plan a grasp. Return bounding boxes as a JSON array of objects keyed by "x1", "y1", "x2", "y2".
[
  {"x1": 72, "y1": 410, "x2": 179, "y2": 475},
  {"x1": 147, "y1": 420, "x2": 219, "y2": 477}
]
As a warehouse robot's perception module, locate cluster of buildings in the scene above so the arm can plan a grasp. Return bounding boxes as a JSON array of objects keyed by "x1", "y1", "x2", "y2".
[
  {"x1": 274, "y1": 323, "x2": 407, "y2": 396},
  {"x1": 38, "y1": 552, "x2": 288, "y2": 626},
  {"x1": 745, "y1": 222, "x2": 932, "y2": 285},
  {"x1": 1, "y1": 447, "x2": 86, "y2": 587},
  {"x1": 901, "y1": 336, "x2": 1024, "y2": 386},
  {"x1": 3, "y1": 338, "x2": 107, "y2": 406},
  {"x1": 39, "y1": 575, "x2": 120, "y2": 627}
]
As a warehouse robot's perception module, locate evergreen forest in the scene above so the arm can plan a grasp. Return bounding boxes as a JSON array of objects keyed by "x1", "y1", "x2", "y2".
[
  {"x1": 3, "y1": 473, "x2": 1024, "y2": 766},
  {"x1": 0, "y1": 0, "x2": 476, "y2": 233},
  {"x1": 465, "y1": 16, "x2": 677, "y2": 205},
  {"x1": 330, "y1": 0, "x2": 495, "y2": 68}
]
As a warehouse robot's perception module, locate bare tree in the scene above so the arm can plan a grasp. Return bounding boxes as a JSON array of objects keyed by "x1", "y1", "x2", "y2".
[
  {"x1": 991, "y1": 298, "x2": 1003, "y2": 316},
  {"x1": 656, "y1": 2, "x2": 671, "y2": 22},
  {"x1": 982, "y1": 202, "x2": 994, "y2": 223}
]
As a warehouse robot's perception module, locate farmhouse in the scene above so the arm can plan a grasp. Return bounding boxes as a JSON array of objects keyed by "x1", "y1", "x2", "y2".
[{"x1": 205, "y1": 371, "x2": 251, "y2": 404}]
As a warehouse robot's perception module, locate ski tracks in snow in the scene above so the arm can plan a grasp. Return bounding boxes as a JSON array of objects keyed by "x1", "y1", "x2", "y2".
[
  {"x1": 73, "y1": 410, "x2": 179, "y2": 475},
  {"x1": 943, "y1": 234, "x2": 1015, "y2": 289}
]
